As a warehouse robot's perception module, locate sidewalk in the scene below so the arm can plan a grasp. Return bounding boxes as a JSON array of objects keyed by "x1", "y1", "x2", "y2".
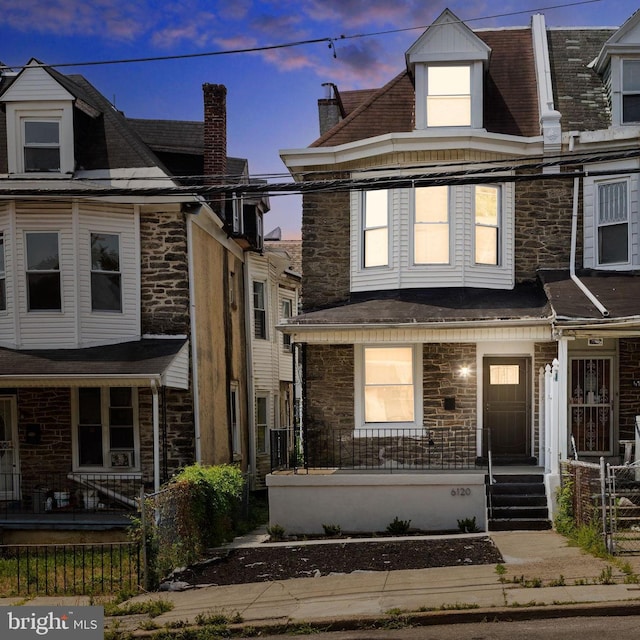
[
  {"x1": 3, "y1": 530, "x2": 640, "y2": 634},
  {"x1": 113, "y1": 530, "x2": 640, "y2": 633}
]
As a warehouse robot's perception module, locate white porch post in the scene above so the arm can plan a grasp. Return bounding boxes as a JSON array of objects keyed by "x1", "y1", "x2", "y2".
[
  {"x1": 151, "y1": 380, "x2": 161, "y2": 493},
  {"x1": 538, "y1": 366, "x2": 545, "y2": 468},
  {"x1": 557, "y1": 338, "x2": 569, "y2": 462},
  {"x1": 544, "y1": 364, "x2": 552, "y2": 472},
  {"x1": 550, "y1": 358, "x2": 560, "y2": 475}
]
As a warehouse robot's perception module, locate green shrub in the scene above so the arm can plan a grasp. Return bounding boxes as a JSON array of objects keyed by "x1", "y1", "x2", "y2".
[
  {"x1": 457, "y1": 517, "x2": 480, "y2": 533},
  {"x1": 266, "y1": 524, "x2": 286, "y2": 541},
  {"x1": 386, "y1": 516, "x2": 411, "y2": 535},
  {"x1": 322, "y1": 523, "x2": 342, "y2": 537}
]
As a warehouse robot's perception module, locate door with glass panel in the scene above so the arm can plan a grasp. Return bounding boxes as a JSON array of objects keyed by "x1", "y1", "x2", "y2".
[
  {"x1": 0, "y1": 397, "x2": 19, "y2": 500},
  {"x1": 569, "y1": 358, "x2": 613, "y2": 455},
  {"x1": 483, "y1": 357, "x2": 531, "y2": 458}
]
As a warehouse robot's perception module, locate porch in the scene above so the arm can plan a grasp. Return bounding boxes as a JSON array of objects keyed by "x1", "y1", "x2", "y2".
[{"x1": 0, "y1": 471, "x2": 142, "y2": 535}]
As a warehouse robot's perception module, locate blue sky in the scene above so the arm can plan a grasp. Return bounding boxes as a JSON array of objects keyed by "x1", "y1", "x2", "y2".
[{"x1": 0, "y1": 0, "x2": 635, "y2": 238}]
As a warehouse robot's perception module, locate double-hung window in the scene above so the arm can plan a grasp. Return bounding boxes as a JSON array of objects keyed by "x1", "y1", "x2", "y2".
[
  {"x1": 597, "y1": 180, "x2": 629, "y2": 265},
  {"x1": 622, "y1": 60, "x2": 640, "y2": 124},
  {"x1": 0, "y1": 234, "x2": 5, "y2": 311},
  {"x1": 363, "y1": 189, "x2": 389, "y2": 268},
  {"x1": 91, "y1": 233, "x2": 122, "y2": 311},
  {"x1": 23, "y1": 120, "x2": 60, "y2": 172},
  {"x1": 256, "y1": 394, "x2": 268, "y2": 453},
  {"x1": 253, "y1": 281, "x2": 267, "y2": 339},
  {"x1": 361, "y1": 346, "x2": 419, "y2": 426},
  {"x1": 281, "y1": 298, "x2": 292, "y2": 350},
  {"x1": 414, "y1": 186, "x2": 449, "y2": 264},
  {"x1": 426, "y1": 65, "x2": 471, "y2": 127},
  {"x1": 77, "y1": 387, "x2": 137, "y2": 469},
  {"x1": 474, "y1": 186, "x2": 500, "y2": 265},
  {"x1": 26, "y1": 232, "x2": 61, "y2": 311}
]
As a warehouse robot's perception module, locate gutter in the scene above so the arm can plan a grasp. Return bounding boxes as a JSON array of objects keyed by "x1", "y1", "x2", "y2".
[{"x1": 569, "y1": 176, "x2": 609, "y2": 317}]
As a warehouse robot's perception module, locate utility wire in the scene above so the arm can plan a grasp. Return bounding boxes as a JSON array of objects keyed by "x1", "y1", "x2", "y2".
[{"x1": 0, "y1": 0, "x2": 602, "y2": 71}]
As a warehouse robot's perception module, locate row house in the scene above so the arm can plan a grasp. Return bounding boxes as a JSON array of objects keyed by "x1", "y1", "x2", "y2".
[
  {"x1": 273, "y1": 8, "x2": 640, "y2": 534},
  {"x1": 0, "y1": 62, "x2": 271, "y2": 539}
]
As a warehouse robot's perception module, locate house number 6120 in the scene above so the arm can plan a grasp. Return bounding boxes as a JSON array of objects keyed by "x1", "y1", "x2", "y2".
[{"x1": 451, "y1": 488, "x2": 471, "y2": 496}]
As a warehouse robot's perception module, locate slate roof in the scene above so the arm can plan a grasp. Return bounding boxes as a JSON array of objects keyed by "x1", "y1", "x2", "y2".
[
  {"x1": 0, "y1": 338, "x2": 187, "y2": 381},
  {"x1": 286, "y1": 284, "x2": 551, "y2": 325},
  {"x1": 547, "y1": 28, "x2": 614, "y2": 131},
  {"x1": 540, "y1": 269, "x2": 640, "y2": 321}
]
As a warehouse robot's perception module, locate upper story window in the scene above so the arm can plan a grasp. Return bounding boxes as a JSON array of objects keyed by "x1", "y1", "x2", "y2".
[
  {"x1": 363, "y1": 189, "x2": 389, "y2": 268},
  {"x1": 26, "y1": 232, "x2": 61, "y2": 311},
  {"x1": 597, "y1": 180, "x2": 629, "y2": 265},
  {"x1": 0, "y1": 234, "x2": 5, "y2": 312},
  {"x1": 414, "y1": 186, "x2": 449, "y2": 264},
  {"x1": 91, "y1": 233, "x2": 122, "y2": 312},
  {"x1": 23, "y1": 120, "x2": 60, "y2": 172},
  {"x1": 426, "y1": 66, "x2": 471, "y2": 127},
  {"x1": 475, "y1": 186, "x2": 500, "y2": 265},
  {"x1": 622, "y1": 60, "x2": 640, "y2": 124},
  {"x1": 281, "y1": 298, "x2": 292, "y2": 351},
  {"x1": 253, "y1": 281, "x2": 267, "y2": 339}
]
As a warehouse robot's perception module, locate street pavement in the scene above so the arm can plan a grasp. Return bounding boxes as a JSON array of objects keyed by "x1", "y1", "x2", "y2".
[{"x1": 3, "y1": 529, "x2": 640, "y2": 635}]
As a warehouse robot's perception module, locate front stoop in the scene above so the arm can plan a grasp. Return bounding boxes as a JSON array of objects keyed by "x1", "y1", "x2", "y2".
[{"x1": 487, "y1": 474, "x2": 552, "y2": 531}]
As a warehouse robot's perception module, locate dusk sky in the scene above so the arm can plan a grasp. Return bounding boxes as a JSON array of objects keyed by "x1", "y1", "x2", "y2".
[{"x1": 0, "y1": 0, "x2": 636, "y2": 238}]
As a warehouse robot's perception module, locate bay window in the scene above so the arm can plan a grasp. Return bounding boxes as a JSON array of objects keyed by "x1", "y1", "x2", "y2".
[
  {"x1": 91, "y1": 233, "x2": 122, "y2": 311},
  {"x1": 26, "y1": 232, "x2": 61, "y2": 311},
  {"x1": 363, "y1": 189, "x2": 389, "y2": 268},
  {"x1": 253, "y1": 281, "x2": 267, "y2": 339},
  {"x1": 474, "y1": 185, "x2": 500, "y2": 265},
  {"x1": 414, "y1": 186, "x2": 449, "y2": 264}
]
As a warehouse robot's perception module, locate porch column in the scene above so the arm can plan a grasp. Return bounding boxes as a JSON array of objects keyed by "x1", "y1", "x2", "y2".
[
  {"x1": 151, "y1": 380, "x2": 160, "y2": 493},
  {"x1": 550, "y1": 358, "x2": 560, "y2": 475},
  {"x1": 557, "y1": 338, "x2": 570, "y2": 462},
  {"x1": 544, "y1": 364, "x2": 552, "y2": 472}
]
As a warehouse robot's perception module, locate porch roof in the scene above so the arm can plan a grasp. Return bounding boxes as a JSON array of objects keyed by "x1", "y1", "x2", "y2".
[
  {"x1": 540, "y1": 270, "x2": 640, "y2": 323},
  {"x1": 284, "y1": 283, "x2": 551, "y2": 328},
  {"x1": 0, "y1": 338, "x2": 189, "y2": 389}
]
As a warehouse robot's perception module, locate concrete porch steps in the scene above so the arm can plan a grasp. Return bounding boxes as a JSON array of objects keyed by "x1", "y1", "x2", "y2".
[{"x1": 487, "y1": 474, "x2": 552, "y2": 531}]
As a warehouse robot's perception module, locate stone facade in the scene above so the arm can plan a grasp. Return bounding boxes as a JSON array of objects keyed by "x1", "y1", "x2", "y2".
[
  {"x1": 618, "y1": 338, "x2": 640, "y2": 441},
  {"x1": 301, "y1": 189, "x2": 350, "y2": 311},
  {"x1": 139, "y1": 210, "x2": 191, "y2": 336},
  {"x1": 514, "y1": 173, "x2": 577, "y2": 282}
]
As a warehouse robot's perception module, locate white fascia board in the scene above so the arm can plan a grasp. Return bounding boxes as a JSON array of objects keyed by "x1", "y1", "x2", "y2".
[{"x1": 281, "y1": 131, "x2": 544, "y2": 170}]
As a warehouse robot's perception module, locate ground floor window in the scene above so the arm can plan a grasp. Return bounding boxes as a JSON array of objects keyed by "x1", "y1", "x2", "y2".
[
  {"x1": 256, "y1": 394, "x2": 269, "y2": 453},
  {"x1": 75, "y1": 387, "x2": 138, "y2": 470}
]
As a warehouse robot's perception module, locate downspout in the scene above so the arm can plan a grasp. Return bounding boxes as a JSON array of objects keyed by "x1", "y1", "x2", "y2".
[
  {"x1": 151, "y1": 379, "x2": 160, "y2": 493},
  {"x1": 243, "y1": 260, "x2": 257, "y2": 489},
  {"x1": 570, "y1": 176, "x2": 609, "y2": 317},
  {"x1": 186, "y1": 214, "x2": 202, "y2": 461}
]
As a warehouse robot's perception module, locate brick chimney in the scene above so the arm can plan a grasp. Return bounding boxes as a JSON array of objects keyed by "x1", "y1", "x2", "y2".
[{"x1": 203, "y1": 83, "x2": 227, "y2": 186}]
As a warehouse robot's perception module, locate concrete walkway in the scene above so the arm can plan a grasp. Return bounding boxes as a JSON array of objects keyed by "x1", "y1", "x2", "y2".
[
  {"x1": 3, "y1": 530, "x2": 640, "y2": 634},
  {"x1": 118, "y1": 530, "x2": 640, "y2": 633}
]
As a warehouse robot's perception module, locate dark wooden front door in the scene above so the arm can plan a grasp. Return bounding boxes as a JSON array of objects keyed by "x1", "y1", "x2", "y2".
[{"x1": 483, "y1": 357, "x2": 531, "y2": 458}]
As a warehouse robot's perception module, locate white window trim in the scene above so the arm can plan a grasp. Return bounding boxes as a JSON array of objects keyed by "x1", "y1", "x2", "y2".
[
  {"x1": 5, "y1": 103, "x2": 74, "y2": 175},
  {"x1": 412, "y1": 185, "x2": 451, "y2": 266},
  {"x1": 256, "y1": 392, "x2": 270, "y2": 454},
  {"x1": 354, "y1": 344, "x2": 423, "y2": 432},
  {"x1": 362, "y1": 189, "x2": 391, "y2": 269},
  {"x1": 90, "y1": 231, "x2": 123, "y2": 313},
  {"x1": 473, "y1": 185, "x2": 502, "y2": 267},
  {"x1": 230, "y1": 381, "x2": 241, "y2": 458},
  {"x1": 621, "y1": 58, "x2": 640, "y2": 125},
  {"x1": 414, "y1": 61, "x2": 484, "y2": 130},
  {"x1": 253, "y1": 280, "x2": 268, "y2": 340},
  {"x1": 281, "y1": 297, "x2": 293, "y2": 351},
  {"x1": 595, "y1": 177, "x2": 631, "y2": 269},
  {"x1": 25, "y1": 230, "x2": 62, "y2": 312},
  {"x1": 71, "y1": 387, "x2": 141, "y2": 473}
]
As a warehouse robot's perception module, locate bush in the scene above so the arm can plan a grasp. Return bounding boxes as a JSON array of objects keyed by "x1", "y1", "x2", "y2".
[{"x1": 386, "y1": 516, "x2": 411, "y2": 535}]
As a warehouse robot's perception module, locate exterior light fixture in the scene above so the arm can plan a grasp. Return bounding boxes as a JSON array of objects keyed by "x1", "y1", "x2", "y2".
[{"x1": 460, "y1": 366, "x2": 471, "y2": 378}]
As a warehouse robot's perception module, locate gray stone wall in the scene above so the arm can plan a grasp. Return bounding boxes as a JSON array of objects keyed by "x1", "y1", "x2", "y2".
[
  {"x1": 301, "y1": 190, "x2": 351, "y2": 311},
  {"x1": 140, "y1": 211, "x2": 191, "y2": 335},
  {"x1": 515, "y1": 174, "x2": 578, "y2": 282}
]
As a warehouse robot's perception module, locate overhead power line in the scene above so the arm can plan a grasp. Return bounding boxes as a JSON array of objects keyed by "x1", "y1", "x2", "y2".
[{"x1": 0, "y1": 1, "x2": 602, "y2": 71}]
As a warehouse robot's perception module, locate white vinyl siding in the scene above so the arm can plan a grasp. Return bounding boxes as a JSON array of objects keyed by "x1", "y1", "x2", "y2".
[
  {"x1": 3, "y1": 201, "x2": 140, "y2": 348},
  {"x1": 352, "y1": 181, "x2": 513, "y2": 292},
  {"x1": 584, "y1": 166, "x2": 639, "y2": 269}
]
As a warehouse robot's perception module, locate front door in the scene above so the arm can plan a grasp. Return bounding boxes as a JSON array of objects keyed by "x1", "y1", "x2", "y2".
[
  {"x1": 0, "y1": 397, "x2": 19, "y2": 500},
  {"x1": 483, "y1": 357, "x2": 531, "y2": 459}
]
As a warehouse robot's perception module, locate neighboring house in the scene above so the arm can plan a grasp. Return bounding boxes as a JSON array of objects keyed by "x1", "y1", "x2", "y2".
[
  {"x1": 273, "y1": 8, "x2": 640, "y2": 534},
  {"x1": 0, "y1": 61, "x2": 263, "y2": 540},
  {"x1": 246, "y1": 237, "x2": 301, "y2": 487}
]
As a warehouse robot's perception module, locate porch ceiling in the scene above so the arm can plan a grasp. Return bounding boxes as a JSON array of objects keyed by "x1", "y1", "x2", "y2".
[{"x1": 0, "y1": 338, "x2": 189, "y2": 389}]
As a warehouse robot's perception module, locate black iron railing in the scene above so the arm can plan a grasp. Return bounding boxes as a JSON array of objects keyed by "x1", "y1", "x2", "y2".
[
  {"x1": 0, "y1": 542, "x2": 141, "y2": 596},
  {"x1": 0, "y1": 472, "x2": 143, "y2": 519},
  {"x1": 271, "y1": 426, "x2": 488, "y2": 472}
]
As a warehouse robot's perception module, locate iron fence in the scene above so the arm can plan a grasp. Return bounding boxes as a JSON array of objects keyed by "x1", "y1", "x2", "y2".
[
  {"x1": 0, "y1": 542, "x2": 141, "y2": 596},
  {"x1": 607, "y1": 462, "x2": 640, "y2": 555},
  {"x1": 0, "y1": 472, "x2": 144, "y2": 519},
  {"x1": 272, "y1": 426, "x2": 486, "y2": 472}
]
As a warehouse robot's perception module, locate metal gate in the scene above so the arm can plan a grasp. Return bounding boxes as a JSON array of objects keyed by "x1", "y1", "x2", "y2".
[{"x1": 605, "y1": 462, "x2": 640, "y2": 555}]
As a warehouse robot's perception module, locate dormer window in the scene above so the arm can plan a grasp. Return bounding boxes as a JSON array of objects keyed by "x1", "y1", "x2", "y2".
[
  {"x1": 426, "y1": 66, "x2": 471, "y2": 127},
  {"x1": 622, "y1": 60, "x2": 640, "y2": 123},
  {"x1": 23, "y1": 120, "x2": 61, "y2": 172}
]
